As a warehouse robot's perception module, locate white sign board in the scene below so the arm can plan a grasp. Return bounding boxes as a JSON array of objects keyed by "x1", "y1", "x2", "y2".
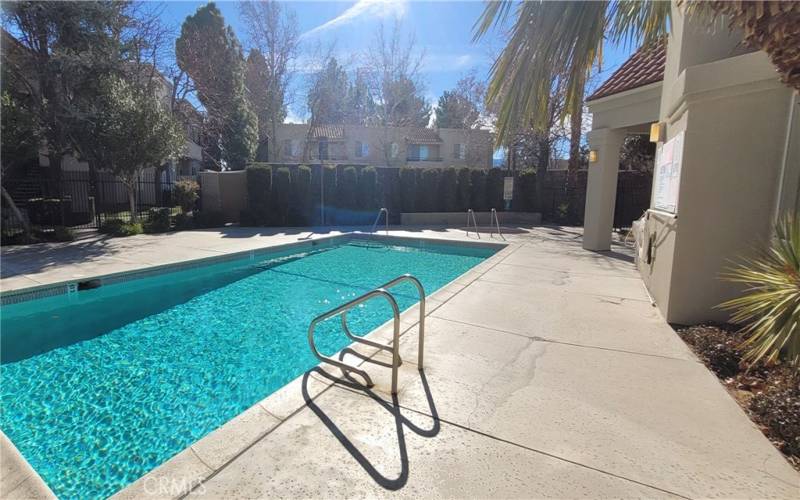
[
  {"x1": 503, "y1": 177, "x2": 514, "y2": 201},
  {"x1": 653, "y1": 131, "x2": 684, "y2": 214}
]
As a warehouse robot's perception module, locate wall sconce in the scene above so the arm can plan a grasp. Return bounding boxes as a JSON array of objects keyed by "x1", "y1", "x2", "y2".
[
  {"x1": 588, "y1": 150, "x2": 598, "y2": 163},
  {"x1": 650, "y1": 122, "x2": 665, "y2": 143}
]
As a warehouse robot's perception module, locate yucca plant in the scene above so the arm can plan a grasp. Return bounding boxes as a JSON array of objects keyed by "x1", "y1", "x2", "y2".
[{"x1": 720, "y1": 216, "x2": 800, "y2": 371}]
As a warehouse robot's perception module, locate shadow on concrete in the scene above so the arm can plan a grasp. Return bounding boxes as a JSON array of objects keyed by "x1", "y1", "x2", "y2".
[
  {"x1": 0, "y1": 234, "x2": 118, "y2": 278},
  {"x1": 302, "y1": 360, "x2": 439, "y2": 491}
]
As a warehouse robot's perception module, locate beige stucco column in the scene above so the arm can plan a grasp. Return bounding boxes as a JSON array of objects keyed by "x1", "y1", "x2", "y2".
[{"x1": 582, "y1": 128, "x2": 626, "y2": 251}]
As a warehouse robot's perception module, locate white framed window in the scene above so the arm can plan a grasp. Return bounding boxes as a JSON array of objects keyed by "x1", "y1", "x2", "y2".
[
  {"x1": 390, "y1": 142, "x2": 399, "y2": 159},
  {"x1": 453, "y1": 143, "x2": 466, "y2": 160},
  {"x1": 355, "y1": 141, "x2": 369, "y2": 158}
]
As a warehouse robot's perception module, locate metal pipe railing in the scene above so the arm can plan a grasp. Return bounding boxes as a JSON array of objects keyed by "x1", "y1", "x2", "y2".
[
  {"x1": 377, "y1": 274, "x2": 426, "y2": 368},
  {"x1": 308, "y1": 288, "x2": 400, "y2": 391},
  {"x1": 490, "y1": 208, "x2": 504, "y2": 240},
  {"x1": 466, "y1": 209, "x2": 480, "y2": 238},
  {"x1": 371, "y1": 207, "x2": 389, "y2": 235}
]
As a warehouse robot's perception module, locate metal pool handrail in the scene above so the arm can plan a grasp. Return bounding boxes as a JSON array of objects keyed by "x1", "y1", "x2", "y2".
[
  {"x1": 490, "y1": 208, "x2": 504, "y2": 240},
  {"x1": 308, "y1": 273, "x2": 426, "y2": 395},
  {"x1": 466, "y1": 209, "x2": 480, "y2": 238},
  {"x1": 376, "y1": 274, "x2": 426, "y2": 369},
  {"x1": 371, "y1": 207, "x2": 389, "y2": 235},
  {"x1": 308, "y1": 288, "x2": 402, "y2": 393}
]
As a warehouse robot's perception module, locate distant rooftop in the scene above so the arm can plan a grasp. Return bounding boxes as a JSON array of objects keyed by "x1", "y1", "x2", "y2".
[
  {"x1": 309, "y1": 124, "x2": 344, "y2": 139},
  {"x1": 405, "y1": 128, "x2": 442, "y2": 144},
  {"x1": 587, "y1": 40, "x2": 666, "y2": 101}
]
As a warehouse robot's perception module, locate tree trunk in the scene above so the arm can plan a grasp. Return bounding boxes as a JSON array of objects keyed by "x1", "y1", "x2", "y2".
[
  {"x1": 127, "y1": 184, "x2": 137, "y2": 223},
  {"x1": 535, "y1": 137, "x2": 550, "y2": 214},
  {"x1": 1, "y1": 185, "x2": 31, "y2": 242},
  {"x1": 566, "y1": 96, "x2": 584, "y2": 223},
  {"x1": 154, "y1": 164, "x2": 166, "y2": 206}
]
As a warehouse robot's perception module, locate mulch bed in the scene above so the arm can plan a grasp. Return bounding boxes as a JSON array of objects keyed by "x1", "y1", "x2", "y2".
[{"x1": 676, "y1": 324, "x2": 800, "y2": 471}]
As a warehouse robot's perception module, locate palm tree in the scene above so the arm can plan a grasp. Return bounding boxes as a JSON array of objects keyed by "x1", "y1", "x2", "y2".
[
  {"x1": 474, "y1": 1, "x2": 799, "y2": 148},
  {"x1": 473, "y1": 1, "x2": 670, "y2": 147}
]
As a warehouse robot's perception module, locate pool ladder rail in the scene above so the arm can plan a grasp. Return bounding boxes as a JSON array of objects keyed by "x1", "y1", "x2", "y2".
[
  {"x1": 371, "y1": 207, "x2": 389, "y2": 235},
  {"x1": 466, "y1": 208, "x2": 504, "y2": 240},
  {"x1": 307, "y1": 274, "x2": 425, "y2": 395},
  {"x1": 466, "y1": 209, "x2": 480, "y2": 238}
]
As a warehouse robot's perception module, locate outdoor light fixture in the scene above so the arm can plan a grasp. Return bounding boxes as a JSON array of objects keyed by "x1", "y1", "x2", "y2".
[
  {"x1": 588, "y1": 150, "x2": 598, "y2": 163},
  {"x1": 650, "y1": 122, "x2": 665, "y2": 143}
]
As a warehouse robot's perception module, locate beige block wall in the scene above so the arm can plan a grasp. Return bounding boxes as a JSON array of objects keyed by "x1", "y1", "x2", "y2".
[{"x1": 640, "y1": 34, "x2": 796, "y2": 323}]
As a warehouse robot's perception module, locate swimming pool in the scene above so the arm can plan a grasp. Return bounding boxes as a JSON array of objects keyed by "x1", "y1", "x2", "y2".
[{"x1": 0, "y1": 237, "x2": 496, "y2": 499}]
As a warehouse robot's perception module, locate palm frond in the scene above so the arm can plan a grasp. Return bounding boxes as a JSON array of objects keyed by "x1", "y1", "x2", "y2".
[
  {"x1": 720, "y1": 215, "x2": 800, "y2": 371},
  {"x1": 474, "y1": 1, "x2": 670, "y2": 146}
]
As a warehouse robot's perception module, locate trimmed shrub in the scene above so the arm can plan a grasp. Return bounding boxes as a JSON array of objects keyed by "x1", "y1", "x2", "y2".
[
  {"x1": 173, "y1": 212, "x2": 195, "y2": 231},
  {"x1": 357, "y1": 166, "x2": 378, "y2": 210},
  {"x1": 272, "y1": 167, "x2": 291, "y2": 225},
  {"x1": 399, "y1": 167, "x2": 416, "y2": 213},
  {"x1": 439, "y1": 167, "x2": 458, "y2": 212},
  {"x1": 513, "y1": 169, "x2": 537, "y2": 211},
  {"x1": 143, "y1": 207, "x2": 172, "y2": 233},
  {"x1": 338, "y1": 166, "x2": 358, "y2": 209},
  {"x1": 486, "y1": 168, "x2": 505, "y2": 210},
  {"x1": 291, "y1": 165, "x2": 312, "y2": 225},
  {"x1": 470, "y1": 169, "x2": 487, "y2": 210},
  {"x1": 245, "y1": 164, "x2": 272, "y2": 225},
  {"x1": 457, "y1": 167, "x2": 471, "y2": 211},
  {"x1": 322, "y1": 165, "x2": 336, "y2": 224},
  {"x1": 99, "y1": 219, "x2": 143, "y2": 237},
  {"x1": 173, "y1": 179, "x2": 199, "y2": 213},
  {"x1": 418, "y1": 169, "x2": 441, "y2": 212}
]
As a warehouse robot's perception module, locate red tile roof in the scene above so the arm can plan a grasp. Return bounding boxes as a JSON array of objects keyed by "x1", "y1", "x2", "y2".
[
  {"x1": 587, "y1": 40, "x2": 666, "y2": 101},
  {"x1": 405, "y1": 128, "x2": 442, "y2": 144},
  {"x1": 309, "y1": 124, "x2": 344, "y2": 139}
]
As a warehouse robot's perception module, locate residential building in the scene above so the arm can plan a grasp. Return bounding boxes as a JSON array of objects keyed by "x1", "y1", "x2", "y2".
[
  {"x1": 582, "y1": 4, "x2": 799, "y2": 324},
  {"x1": 272, "y1": 123, "x2": 493, "y2": 168}
]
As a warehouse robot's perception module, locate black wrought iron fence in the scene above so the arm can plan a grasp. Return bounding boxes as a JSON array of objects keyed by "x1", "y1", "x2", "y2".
[{"x1": 2, "y1": 170, "x2": 183, "y2": 236}]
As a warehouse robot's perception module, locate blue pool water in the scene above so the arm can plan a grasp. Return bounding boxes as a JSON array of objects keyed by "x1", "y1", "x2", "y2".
[{"x1": 0, "y1": 239, "x2": 494, "y2": 499}]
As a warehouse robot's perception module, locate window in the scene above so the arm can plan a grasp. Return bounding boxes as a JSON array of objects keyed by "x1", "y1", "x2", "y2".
[
  {"x1": 454, "y1": 143, "x2": 466, "y2": 160},
  {"x1": 419, "y1": 145, "x2": 429, "y2": 160},
  {"x1": 390, "y1": 142, "x2": 399, "y2": 159},
  {"x1": 283, "y1": 140, "x2": 300, "y2": 158},
  {"x1": 355, "y1": 141, "x2": 369, "y2": 158},
  {"x1": 318, "y1": 138, "x2": 329, "y2": 160}
]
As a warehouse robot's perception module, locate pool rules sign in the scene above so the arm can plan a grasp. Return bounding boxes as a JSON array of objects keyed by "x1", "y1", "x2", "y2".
[
  {"x1": 653, "y1": 131, "x2": 684, "y2": 214},
  {"x1": 503, "y1": 176, "x2": 513, "y2": 210}
]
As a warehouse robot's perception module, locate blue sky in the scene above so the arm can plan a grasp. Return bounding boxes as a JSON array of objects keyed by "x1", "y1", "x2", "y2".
[{"x1": 159, "y1": 1, "x2": 638, "y2": 125}]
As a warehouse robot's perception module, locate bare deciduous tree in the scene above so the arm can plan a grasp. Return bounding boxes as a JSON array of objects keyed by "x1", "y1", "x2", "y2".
[
  {"x1": 361, "y1": 21, "x2": 430, "y2": 165},
  {"x1": 239, "y1": 0, "x2": 299, "y2": 161}
]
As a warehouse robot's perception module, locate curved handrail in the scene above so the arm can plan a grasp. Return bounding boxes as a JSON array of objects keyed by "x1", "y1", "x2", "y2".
[
  {"x1": 371, "y1": 208, "x2": 389, "y2": 235},
  {"x1": 490, "y1": 208, "x2": 504, "y2": 240},
  {"x1": 308, "y1": 288, "x2": 401, "y2": 392},
  {"x1": 377, "y1": 274, "x2": 426, "y2": 369},
  {"x1": 466, "y1": 209, "x2": 480, "y2": 238}
]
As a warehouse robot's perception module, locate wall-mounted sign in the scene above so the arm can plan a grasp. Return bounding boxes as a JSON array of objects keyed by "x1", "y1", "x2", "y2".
[
  {"x1": 653, "y1": 131, "x2": 684, "y2": 214},
  {"x1": 503, "y1": 177, "x2": 514, "y2": 201}
]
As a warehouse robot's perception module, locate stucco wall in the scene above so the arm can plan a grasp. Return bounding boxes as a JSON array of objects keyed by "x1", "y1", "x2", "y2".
[
  {"x1": 639, "y1": 10, "x2": 797, "y2": 324},
  {"x1": 272, "y1": 124, "x2": 492, "y2": 168}
]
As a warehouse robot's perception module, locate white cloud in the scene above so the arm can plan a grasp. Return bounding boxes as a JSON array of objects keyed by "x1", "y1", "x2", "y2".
[
  {"x1": 421, "y1": 53, "x2": 486, "y2": 73},
  {"x1": 301, "y1": 0, "x2": 408, "y2": 39},
  {"x1": 285, "y1": 109, "x2": 307, "y2": 124}
]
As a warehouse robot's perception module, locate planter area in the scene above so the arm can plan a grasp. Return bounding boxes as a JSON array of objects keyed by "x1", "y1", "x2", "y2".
[{"x1": 677, "y1": 324, "x2": 800, "y2": 470}]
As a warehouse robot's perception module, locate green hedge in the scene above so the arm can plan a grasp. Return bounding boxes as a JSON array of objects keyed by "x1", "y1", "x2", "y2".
[
  {"x1": 470, "y1": 169, "x2": 487, "y2": 211},
  {"x1": 239, "y1": 164, "x2": 531, "y2": 227},
  {"x1": 440, "y1": 167, "x2": 458, "y2": 212}
]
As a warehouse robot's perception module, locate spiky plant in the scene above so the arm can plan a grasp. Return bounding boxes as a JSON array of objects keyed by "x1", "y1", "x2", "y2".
[{"x1": 720, "y1": 216, "x2": 800, "y2": 371}]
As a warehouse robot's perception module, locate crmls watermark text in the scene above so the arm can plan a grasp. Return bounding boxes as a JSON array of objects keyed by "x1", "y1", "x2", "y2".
[{"x1": 143, "y1": 476, "x2": 206, "y2": 496}]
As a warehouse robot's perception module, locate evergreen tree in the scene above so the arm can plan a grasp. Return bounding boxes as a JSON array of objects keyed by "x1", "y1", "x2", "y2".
[{"x1": 176, "y1": 2, "x2": 256, "y2": 169}]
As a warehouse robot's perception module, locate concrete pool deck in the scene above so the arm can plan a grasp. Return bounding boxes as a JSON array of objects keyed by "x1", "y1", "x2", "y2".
[{"x1": 1, "y1": 225, "x2": 798, "y2": 498}]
